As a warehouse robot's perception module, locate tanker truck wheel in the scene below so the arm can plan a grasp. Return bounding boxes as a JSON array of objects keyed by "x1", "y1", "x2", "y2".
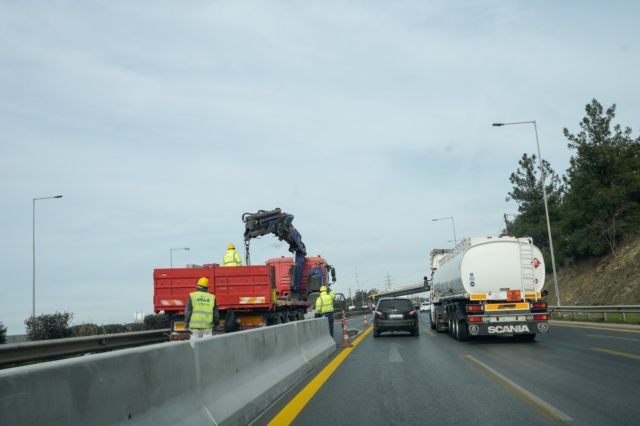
[
  {"x1": 430, "y1": 318, "x2": 436, "y2": 330},
  {"x1": 456, "y1": 320, "x2": 470, "y2": 342}
]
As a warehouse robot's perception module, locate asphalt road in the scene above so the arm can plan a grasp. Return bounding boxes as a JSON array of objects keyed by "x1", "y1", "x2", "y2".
[{"x1": 251, "y1": 313, "x2": 640, "y2": 426}]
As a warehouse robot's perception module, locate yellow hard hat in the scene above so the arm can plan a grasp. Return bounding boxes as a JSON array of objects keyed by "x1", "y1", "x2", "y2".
[
  {"x1": 197, "y1": 277, "x2": 210, "y2": 287},
  {"x1": 320, "y1": 286, "x2": 327, "y2": 292},
  {"x1": 228, "y1": 243, "x2": 235, "y2": 250}
]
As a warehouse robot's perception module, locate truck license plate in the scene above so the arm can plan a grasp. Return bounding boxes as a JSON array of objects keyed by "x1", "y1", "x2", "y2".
[
  {"x1": 389, "y1": 314, "x2": 403, "y2": 319},
  {"x1": 497, "y1": 316, "x2": 516, "y2": 322}
]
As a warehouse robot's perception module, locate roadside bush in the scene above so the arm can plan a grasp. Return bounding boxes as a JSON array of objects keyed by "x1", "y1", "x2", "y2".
[
  {"x1": 70, "y1": 323, "x2": 101, "y2": 337},
  {"x1": 144, "y1": 313, "x2": 172, "y2": 330},
  {"x1": 24, "y1": 312, "x2": 73, "y2": 341},
  {"x1": 100, "y1": 324, "x2": 130, "y2": 334},
  {"x1": 127, "y1": 323, "x2": 147, "y2": 332},
  {"x1": 0, "y1": 322, "x2": 7, "y2": 344}
]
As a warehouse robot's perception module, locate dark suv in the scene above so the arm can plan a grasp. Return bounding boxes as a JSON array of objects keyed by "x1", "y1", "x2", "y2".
[{"x1": 373, "y1": 297, "x2": 419, "y2": 337}]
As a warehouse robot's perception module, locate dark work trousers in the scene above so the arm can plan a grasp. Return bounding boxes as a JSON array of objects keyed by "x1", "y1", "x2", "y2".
[{"x1": 324, "y1": 312, "x2": 334, "y2": 337}]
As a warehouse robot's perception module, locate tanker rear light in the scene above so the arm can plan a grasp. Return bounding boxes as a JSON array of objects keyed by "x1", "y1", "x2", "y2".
[
  {"x1": 467, "y1": 316, "x2": 484, "y2": 323},
  {"x1": 438, "y1": 314, "x2": 444, "y2": 319},
  {"x1": 531, "y1": 302, "x2": 547, "y2": 309},
  {"x1": 466, "y1": 305, "x2": 483, "y2": 312},
  {"x1": 533, "y1": 314, "x2": 549, "y2": 321}
]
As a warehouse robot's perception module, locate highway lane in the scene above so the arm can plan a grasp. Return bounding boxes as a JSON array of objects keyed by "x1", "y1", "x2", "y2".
[{"x1": 252, "y1": 313, "x2": 640, "y2": 426}]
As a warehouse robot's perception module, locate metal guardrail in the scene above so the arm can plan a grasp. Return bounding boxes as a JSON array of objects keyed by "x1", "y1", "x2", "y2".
[
  {"x1": 548, "y1": 305, "x2": 640, "y2": 322},
  {"x1": 0, "y1": 329, "x2": 170, "y2": 367}
]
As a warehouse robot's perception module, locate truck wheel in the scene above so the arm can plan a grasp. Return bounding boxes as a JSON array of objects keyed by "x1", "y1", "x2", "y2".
[
  {"x1": 373, "y1": 330, "x2": 380, "y2": 338},
  {"x1": 282, "y1": 314, "x2": 290, "y2": 324},
  {"x1": 456, "y1": 321, "x2": 469, "y2": 342},
  {"x1": 430, "y1": 319, "x2": 436, "y2": 330}
]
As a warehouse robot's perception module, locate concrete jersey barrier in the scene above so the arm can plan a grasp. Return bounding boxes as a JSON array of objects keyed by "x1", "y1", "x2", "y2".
[{"x1": 0, "y1": 318, "x2": 336, "y2": 426}]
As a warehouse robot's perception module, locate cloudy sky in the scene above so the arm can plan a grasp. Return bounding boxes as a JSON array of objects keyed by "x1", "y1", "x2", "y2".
[{"x1": 1, "y1": 1, "x2": 638, "y2": 334}]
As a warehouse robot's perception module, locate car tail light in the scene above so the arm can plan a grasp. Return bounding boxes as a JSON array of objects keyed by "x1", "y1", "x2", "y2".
[
  {"x1": 531, "y1": 302, "x2": 547, "y2": 309},
  {"x1": 408, "y1": 310, "x2": 417, "y2": 316},
  {"x1": 374, "y1": 311, "x2": 384, "y2": 317},
  {"x1": 467, "y1": 316, "x2": 483, "y2": 323},
  {"x1": 466, "y1": 304, "x2": 483, "y2": 312},
  {"x1": 533, "y1": 314, "x2": 548, "y2": 320},
  {"x1": 438, "y1": 314, "x2": 443, "y2": 319}
]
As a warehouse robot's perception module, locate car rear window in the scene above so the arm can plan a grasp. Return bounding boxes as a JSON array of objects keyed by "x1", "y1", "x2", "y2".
[{"x1": 378, "y1": 299, "x2": 413, "y2": 310}]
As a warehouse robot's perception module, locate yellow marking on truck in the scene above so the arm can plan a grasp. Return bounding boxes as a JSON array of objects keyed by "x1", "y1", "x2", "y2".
[
  {"x1": 268, "y1": 327, "x2": 372, "y2": 425},
  {"x1": 239, "y1": 316, "x2": 264, "y2": 325},
  {"x1": 551, "y1": 323, "x2": 640, "y2": 334},
  {"x1": 461, "y1": 355, "x2": 572, "y2": 421},
  {"x1": 484, "y1": 303, "x2": 530, "y2": 311},
  {"x1": 525, "y1": 291, "x2": 541, "y2": 299},
  {"x1": 470, "y1": 294, "x2": 486, "y2": 300},
  {"x1": 423, "y1": 329, "x2": 435, "y2": 336},
  {"x1": 592, "y1": 348, "x2": 640, "y2": 361}
]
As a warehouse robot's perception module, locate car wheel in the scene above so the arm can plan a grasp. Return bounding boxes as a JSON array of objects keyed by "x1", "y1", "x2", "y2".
[
  {"x1": 412, "y1": 328, "x2": 419, "y2": 336},
  {"x1": 373, "y1": 330, "x2": 380, "y2": 338}
]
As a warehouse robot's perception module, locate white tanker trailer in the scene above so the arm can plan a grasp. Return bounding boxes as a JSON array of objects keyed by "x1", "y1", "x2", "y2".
[{"x1": 428, "y1": 236, "x2": 550, "y2": 341}]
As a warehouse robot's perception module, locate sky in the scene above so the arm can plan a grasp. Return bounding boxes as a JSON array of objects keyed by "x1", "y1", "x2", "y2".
[{"x1": 1, "y1": 1, "x2": 639, "y2": 334}]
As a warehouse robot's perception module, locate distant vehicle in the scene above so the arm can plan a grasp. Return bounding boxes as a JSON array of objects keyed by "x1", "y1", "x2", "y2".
[
  {"x1": 413, "y1": 302, "x2": 421, "y2": 310},
  {"x1": 420, "y1": 302, "x2": 430, "y2": 312},
  {"x1": 373, "y1": 297, "x2": 419, "y2": 337}
]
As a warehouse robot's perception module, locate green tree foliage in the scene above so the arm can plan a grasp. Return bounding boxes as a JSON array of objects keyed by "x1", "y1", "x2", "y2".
[
  {"x1": 24, "y1": 312, "x2": 73, "y2": 341},
  {"x1": 505, "y1": 153, "x2": 565, "y2": 269},
  {"x1": 506, "y1": 99, "x2": 640, "y2": 264},
  {"x1": 0, "y1": 322, "x2": 7, "y2": 344},
  {"x1": 562, "y1": 100, "x2": 640, "y2": 258}
]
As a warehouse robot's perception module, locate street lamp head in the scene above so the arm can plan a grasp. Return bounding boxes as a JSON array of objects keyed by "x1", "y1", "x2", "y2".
[
  {"x1": 492, "y1": 123, "x2": 504, "y2": 127},
  {"x1": 54, "y1": 195, "x2": 63, "y2": 198}
]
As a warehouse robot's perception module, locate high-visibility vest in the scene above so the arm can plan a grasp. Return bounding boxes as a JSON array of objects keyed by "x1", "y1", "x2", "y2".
[
  {"x1": 189, "y1": 291, "x2": 216, "y2": 329},
  {"x1": 328, "y1": 291, "x2": 335, "y2": 301},
  {"x1": 222, "y1": 250, "x2": 242, "y2": 267},
  {"x1": 315, "y1": 292, "x2": 334, "y2": 314}
]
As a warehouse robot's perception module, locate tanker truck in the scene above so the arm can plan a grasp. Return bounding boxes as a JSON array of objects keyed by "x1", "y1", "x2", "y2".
[{"x1": 429, "y1": 236, "x2": 549, "y2": 341}]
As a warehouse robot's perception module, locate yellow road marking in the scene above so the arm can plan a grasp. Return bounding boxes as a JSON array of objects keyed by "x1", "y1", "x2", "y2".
[
  {"x1": 592, "y1": 348, "x2": 640, "y2": 361},
  {"x1": 268, "y1": 327, "x2": 372, "y2": 425},
  {"x1": 423, "y1": 328, "x2": 435, "y2": 336},
  {"x1": 552, "y1": 323, "x2": 640, "y2": 334},
  {"x1": 461, "y1": 355, "x2": 572, "y2": 421}
]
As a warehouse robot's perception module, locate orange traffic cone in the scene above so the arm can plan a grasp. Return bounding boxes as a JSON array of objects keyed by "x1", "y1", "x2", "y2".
[
  {"x1": 363, "y1": 313, "x2": 368, "y2": 327},
  {"x1": 340, "y1": 313, "x2": 353, "y2": 348}
]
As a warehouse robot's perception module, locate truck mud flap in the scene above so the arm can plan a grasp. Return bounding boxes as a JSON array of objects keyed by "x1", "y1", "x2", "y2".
[{"x1": 467, "y1": 321, "x2": 549, "y2": 336}]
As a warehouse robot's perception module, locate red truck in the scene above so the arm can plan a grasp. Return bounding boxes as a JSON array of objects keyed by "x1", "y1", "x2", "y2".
[{"x1": 154, "y1": 255, "x2": 341, "y2": 339}]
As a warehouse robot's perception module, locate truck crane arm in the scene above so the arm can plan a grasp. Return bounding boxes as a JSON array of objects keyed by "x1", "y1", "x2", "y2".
[{"x1": 242, "y1": 208, "x2": 307, "y2": 299}]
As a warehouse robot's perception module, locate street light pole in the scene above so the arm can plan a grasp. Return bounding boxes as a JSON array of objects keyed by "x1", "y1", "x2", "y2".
[
  {"x1": 432, "y1": 215, "x2": 457, "y2": 247},
  {"x1": 170, "y1": 247, "x2": 189, "y2": 268},
  {"x1": 493, "y1": 121, "x2": 561, "y2": 306},
  {"x1": 33, "y1": 195, "x2": 63, "y2": 318}
]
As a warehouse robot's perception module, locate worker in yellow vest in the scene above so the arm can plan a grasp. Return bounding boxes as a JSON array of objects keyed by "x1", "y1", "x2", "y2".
[
  {"x1": 315, "y1": 286, "x2": 335, "y2": 337},
  {"x1": 222, "y1": 244, "x2": 242, "y2": 267},
  {"x1": 185, "y1": 277, "x2": 219, "y2": 338}
]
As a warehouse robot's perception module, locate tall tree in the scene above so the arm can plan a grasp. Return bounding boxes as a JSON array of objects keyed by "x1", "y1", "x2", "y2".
[
  {"x1": 505, "y1": 153, "x2": 564, "y2": 269},
  {"x1": 562, "y1": 99, "x2": 640, "y2": 258}
]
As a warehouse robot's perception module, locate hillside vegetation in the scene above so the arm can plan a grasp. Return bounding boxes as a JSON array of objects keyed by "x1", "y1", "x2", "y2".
[{"x1": 543, "y1": 234, "x2": 640, "y2": 306}]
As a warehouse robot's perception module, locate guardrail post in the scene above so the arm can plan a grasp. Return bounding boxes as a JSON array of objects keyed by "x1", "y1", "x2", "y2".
[
  {"x1": 587, "y1": 313, "x2": 590, "y2": 320},
  {"x1": 572, "y1": 312, "x2": 576, "y2": 320},
  {"x1": 622, "y1": 313, "x2": 627, "y2": 323},
  {"x1": 603, "y1": 313, "x2": 608, "y2": 321}
]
